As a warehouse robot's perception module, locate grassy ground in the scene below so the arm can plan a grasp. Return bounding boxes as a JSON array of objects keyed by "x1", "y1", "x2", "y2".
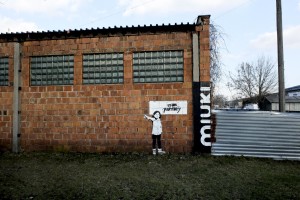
[{"x1": 0, "y1": 152, "x2": 299, "y2": 200}]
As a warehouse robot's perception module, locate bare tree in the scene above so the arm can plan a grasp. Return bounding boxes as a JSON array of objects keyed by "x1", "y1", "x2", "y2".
[
  {"x1": 210, "y1": 22, "x2": 226, "y2": 94},
  {"x1": 254, "y1": 56, "x2": 277, "y2": 97},
  {"x1": 227, "y1": 56, "x2": 277, "y2": 102},
  {"x1": 213, "y1": 94, "x2": 228, "y2": 109}
]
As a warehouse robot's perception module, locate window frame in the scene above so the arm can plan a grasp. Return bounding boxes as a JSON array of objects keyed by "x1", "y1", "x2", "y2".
[
  {"x1": 30, "y1": 55, "x2": 74, "y2": 86},
  {"x1": 0, "y1": 57, "x2": 9, "y2": 86},
  {"x1": 132, "y1": 50, "x2": 184, "y2": 83},
  {"x1": 82, "y1": 53, "x2": 124, "y2": 85}
]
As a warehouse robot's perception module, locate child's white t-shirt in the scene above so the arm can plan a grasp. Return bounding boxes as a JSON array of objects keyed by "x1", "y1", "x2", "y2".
[{"x1": 152, "y1": 119, "x2": 162, "y2": 135}]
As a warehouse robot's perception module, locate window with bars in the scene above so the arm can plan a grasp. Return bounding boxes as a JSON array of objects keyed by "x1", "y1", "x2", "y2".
[
  {"x1": 0, "y1": 57, "x2": 9, "y2": 86},
  {"x1": 82, "y1": 53, "x2": 124, "y2": 84},
  {"x1": 30, "y1": 55, "x2": 74, "y2": 86},
  {"x1": 133, "y1": 51, "x2": 184, "y2": 83}
]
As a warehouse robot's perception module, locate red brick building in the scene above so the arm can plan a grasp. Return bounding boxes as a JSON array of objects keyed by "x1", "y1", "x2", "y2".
[{"x1": 0, "y1": 15, "x2": 211, "y2": 153}]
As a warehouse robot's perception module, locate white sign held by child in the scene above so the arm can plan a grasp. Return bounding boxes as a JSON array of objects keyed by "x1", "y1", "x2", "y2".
[{"x1": 149, "y1": 101, "x2": 187, "y2": 115}]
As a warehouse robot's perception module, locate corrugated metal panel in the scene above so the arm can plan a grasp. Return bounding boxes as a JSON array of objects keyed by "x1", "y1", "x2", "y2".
[{"x1": 212, "y1": 111, "x2": 300, "y2": 160}]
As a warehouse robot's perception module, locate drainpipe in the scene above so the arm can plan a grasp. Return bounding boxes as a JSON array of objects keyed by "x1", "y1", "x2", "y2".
[
  {"x1": 12, "y1": 43, "x2": 21, "y2": 153},
  {"x1": 192, "y1": 32, "x2": 201, "y2": 153}
]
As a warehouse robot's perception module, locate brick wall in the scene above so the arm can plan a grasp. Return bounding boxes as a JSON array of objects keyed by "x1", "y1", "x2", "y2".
[
  {"x1": 0, "y1": 43, "x2": 14, "y2": 151},
  {"x1": 0, "y1": 18, "x2": 210, "y2": 153},
  {"x1": 199, "y1": 17, "x2": 211, "y2": 82}
]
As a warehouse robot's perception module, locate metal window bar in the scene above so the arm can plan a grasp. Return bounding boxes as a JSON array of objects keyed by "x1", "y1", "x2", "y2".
[
  {"x1": 133, "y1": 51, "x2": 183, "y2": 83},
  {"x1": 0, "y1": 57, "x2": 9, "y2": 86},
  {"x1": 82, "y1": 53, "x2": 124, "y2": 84},
  {"x1": 30, "y1": 55, "x2": 74, "y2": 86}
]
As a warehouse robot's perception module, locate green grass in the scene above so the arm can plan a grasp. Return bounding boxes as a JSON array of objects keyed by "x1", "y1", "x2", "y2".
[{"x1": 0, "y1": 152, "x2": 299, "y2": 199}]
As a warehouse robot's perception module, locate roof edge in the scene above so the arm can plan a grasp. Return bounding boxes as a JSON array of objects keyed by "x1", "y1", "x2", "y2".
[{"x1": 0, "y1": 22, "x2": 199, "y2": 43}]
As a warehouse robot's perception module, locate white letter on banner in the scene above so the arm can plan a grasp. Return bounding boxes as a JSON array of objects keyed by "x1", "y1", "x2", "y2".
[
  {"x1": 200, "y1": 105, "x2": 211, "y2": 118},
  {"x1": 201, "y1": 125, "x2": 211, "y2": 146},
  {"x1": 200, "y1": 93, "x2": 210, "y2": 104}
]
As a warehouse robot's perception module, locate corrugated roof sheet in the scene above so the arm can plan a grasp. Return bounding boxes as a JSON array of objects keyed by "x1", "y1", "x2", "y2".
[
  {"x1": 0, "y1": 22, "x2": 197, "y2": 43},
  {"x1": 266, "y1": 93, "x2": 300, "y2": 103},
  {"x1": 286, "y1": 85, "x2": 300, "y2": 92}
]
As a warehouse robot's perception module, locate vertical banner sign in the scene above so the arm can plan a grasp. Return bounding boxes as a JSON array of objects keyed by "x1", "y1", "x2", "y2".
[
  {"x1": 193, "y1": 82, "x2": 211, "y2": 153},
  {"x1": 200, "y1": 84, "x2": 211, "y2": 149}
]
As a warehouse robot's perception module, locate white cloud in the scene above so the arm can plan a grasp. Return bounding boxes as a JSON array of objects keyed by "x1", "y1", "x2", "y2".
[
  {"x1": 118, "y1": 0, "x2": 250, "y2": 16},
  {"x1": 0, "y1": 16, "x2": 40, "y2": 33},
  {"x1": 250, "y1": 25, "x2": 300, "y2": 50},
  {"x1": 284, "y1": 26, "x2": 300, "y2": 48},
  {"x1": 3, "y1": 0, "x2": 88, "y2": 16},
  {"x1": 250, "y1": 32, "x2": 277, "y2": 50}
]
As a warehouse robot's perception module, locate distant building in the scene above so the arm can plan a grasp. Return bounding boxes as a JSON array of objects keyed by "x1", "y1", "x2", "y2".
[
  {"x1": 286, "y1": 85, "x2": 300, "y2": 97},
  {"x1": 260, "y1": 85, "x2": 300, "y2": 112}
]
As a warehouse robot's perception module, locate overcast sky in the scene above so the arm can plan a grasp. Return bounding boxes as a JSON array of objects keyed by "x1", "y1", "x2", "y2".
[{"x1": 0, "y1": 0, "x2": 299, "y2": 99}]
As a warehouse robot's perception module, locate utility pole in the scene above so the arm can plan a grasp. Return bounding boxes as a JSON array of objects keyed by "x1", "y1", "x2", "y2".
[{"x1": 276, "y1": 0, "x2": 285, "y2": 112}]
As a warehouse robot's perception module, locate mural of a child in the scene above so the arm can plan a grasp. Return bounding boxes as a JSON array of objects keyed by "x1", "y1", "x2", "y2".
[{"x1": 144, "y1": 111, "x2": 166, "y2": 155}]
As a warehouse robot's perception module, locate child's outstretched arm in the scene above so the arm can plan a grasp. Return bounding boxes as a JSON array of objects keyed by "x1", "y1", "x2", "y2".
[{"x1": 144, "y1": 114, "x2": 154, "y2": 121}]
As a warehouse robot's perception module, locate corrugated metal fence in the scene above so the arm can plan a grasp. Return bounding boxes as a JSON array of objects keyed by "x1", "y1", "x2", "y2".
[{"x1": 212, "y1": 111, "x2": 300, "y2": 160}]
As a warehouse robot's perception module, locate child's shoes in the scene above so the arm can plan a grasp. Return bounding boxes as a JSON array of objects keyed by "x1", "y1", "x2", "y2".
[
  {"x1": 158, "y1": 148, "x2": 165, "y2": 155},
  {"x1": 152, "y1": 149, "x2": 157, "y2": 155}
]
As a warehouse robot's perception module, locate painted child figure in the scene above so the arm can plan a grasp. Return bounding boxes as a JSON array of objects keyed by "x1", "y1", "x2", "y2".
[{"x1": 144, "y1": 111, "x2": 166, "y2": 155}]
